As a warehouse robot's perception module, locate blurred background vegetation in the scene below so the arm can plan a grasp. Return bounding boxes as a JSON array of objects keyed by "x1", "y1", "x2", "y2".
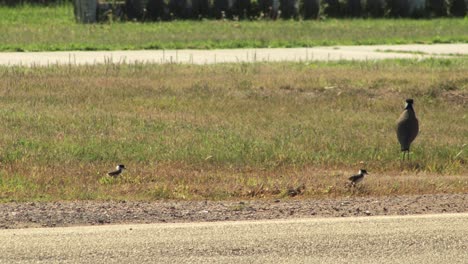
[{"x1": 0, "y1": 0, "x2": 466, "y2": 22}]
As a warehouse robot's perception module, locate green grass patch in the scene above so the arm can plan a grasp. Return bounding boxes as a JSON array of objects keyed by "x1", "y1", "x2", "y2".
[
  {"x1": 0, "y1": 59, "x2": 467, "y2": 201},
  {"x1": 0, "y1": 4, "x2": 467, "y2": 51}
]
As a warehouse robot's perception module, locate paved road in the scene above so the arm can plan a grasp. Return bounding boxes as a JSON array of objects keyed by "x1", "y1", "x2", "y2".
[
  {"x1": 0, "y1": 44, "x2": 466, "y2": 66},
  {"x1": 1, "y1": 213, "x2": 467, "y2": 263}
]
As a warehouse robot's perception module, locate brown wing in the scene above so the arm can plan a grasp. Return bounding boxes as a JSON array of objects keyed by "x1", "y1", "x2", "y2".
[
  {"x1": 108, "y1": 170, "x2": 120, "y2": 176},
  {"x1": 396, "y1": 111, "x2": 411, "y2": 151},
  {"x1": 348, "y1": 174, "x2": 362, "y2": 182},
  {"x1": 396, "y1": 110, "x2": 419, "y2": 151},
  {"x1": 407, "y1": 117, "x2": 419, "y2": 144}
]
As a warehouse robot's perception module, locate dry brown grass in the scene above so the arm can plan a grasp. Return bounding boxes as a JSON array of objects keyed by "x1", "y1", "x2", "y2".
[
  {"x1": 0, "y1": 59, "x2": 466, "y2": 201},
  {"x1": 2, "y1": 162, "x2": 465, "y2": 201}
]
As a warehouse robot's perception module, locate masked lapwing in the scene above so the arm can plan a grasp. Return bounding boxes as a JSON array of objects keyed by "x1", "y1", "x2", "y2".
[
  {"x1": 348, "y1": 169, "x2": 368, "y2": 186},
  {"x1": 108, "y1": 164, "x2": 126, "y2": 178}
]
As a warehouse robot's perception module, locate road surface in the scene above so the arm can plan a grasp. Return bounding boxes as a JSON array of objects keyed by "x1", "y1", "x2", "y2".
[
  {"x1": 1, "y1": 213, "x2": 467, "y2": 263},
  {"x1": 0, "y1": 44, "x2": 466, "y2": 66}
]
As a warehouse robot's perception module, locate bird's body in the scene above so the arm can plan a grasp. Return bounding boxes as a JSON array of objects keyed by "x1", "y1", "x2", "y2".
[
  {"x1": 108, "y1": 164, "x2": 126, "y2": 177},
  {"x1": 396, "y1": 99, "x2": 419, "y2": 160},
  {"x1": 348, "y1": 169, "x2": 368, "y2": 185}
]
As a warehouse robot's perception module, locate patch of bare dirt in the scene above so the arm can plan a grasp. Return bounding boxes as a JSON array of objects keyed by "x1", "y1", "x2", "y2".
[{"x1": 0, "y1": 193, "x2": 466, "y2": 229}]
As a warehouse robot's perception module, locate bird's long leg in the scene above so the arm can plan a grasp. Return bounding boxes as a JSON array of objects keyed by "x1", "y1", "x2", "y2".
[{"x1": 404, "y1": 150, "x2": 410, "y2": 161}]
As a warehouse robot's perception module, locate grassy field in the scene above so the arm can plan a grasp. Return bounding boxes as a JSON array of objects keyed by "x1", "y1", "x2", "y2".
[
  {"x1": 0, "y1": 4, "x2": 467, "y2": 51},
  {"x1": 0, "y1": 59, "x2": 466, "y2": 201}
]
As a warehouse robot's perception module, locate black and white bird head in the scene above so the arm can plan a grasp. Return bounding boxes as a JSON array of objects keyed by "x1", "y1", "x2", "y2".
[
  {"x1": 359, "y1": 169, "x2": 368, "y2": 175},
  {"x1": 405, "y1": 99, "x2": 414, "y2": 109},
  {"x1": 108, "y1": 164, "x2": 126, "y2": 177}
]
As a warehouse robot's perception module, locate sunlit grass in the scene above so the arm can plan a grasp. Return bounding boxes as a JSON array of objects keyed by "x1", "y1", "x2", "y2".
[
  {"x1": 0, "y1": 4, "x2": 467, "y2": 51},
  {"x1": 0, "y1": 59, "x2": 466, "y2": 201}
]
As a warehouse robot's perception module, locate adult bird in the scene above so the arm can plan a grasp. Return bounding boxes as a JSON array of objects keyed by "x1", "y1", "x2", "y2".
[
  {"x1": 348, "y1": 169, "x2": 368, "y2": 186},
  {"x1": 108, "y1": 164, "x2": 126, "y2": 178},
  {"x1": 396, "y1": 99, "x2": 419, "y2": 160}
]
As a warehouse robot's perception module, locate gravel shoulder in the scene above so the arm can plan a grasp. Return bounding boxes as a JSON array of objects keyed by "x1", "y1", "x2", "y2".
[{"x1": 1, "y1": 193, "x2": 466, "y2": 229}]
